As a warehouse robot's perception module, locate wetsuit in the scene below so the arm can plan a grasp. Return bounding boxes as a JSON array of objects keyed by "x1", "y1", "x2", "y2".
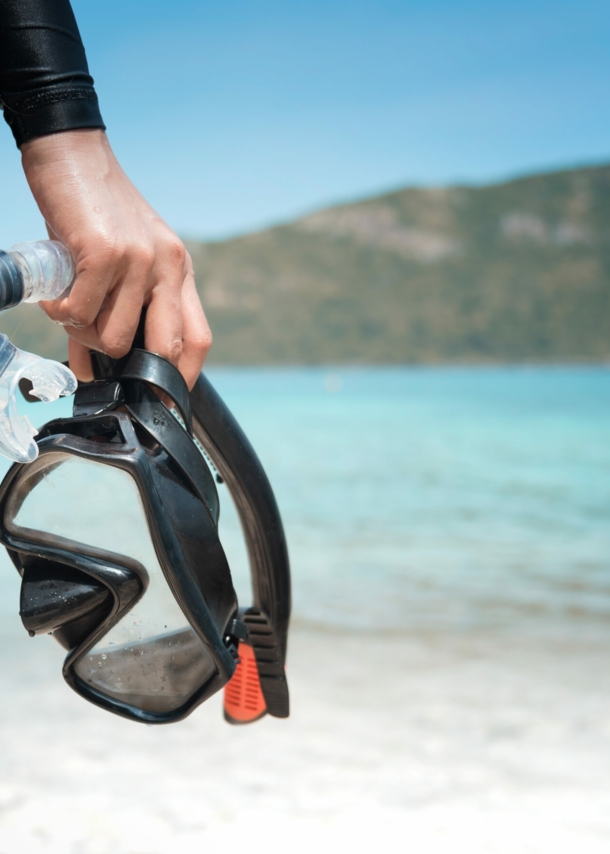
[{"x1": 0, "y1": 0, "x2": 104, "y2": 148}]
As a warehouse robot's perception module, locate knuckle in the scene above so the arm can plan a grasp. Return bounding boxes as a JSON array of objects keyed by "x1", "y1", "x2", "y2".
[
  {"x1": 99, "y1": 333, "x2": 131, "y2": 360},
  {"x1": 192, "y1": 327, "x2": 213, "y2": 357},
  {"x1": 164, "y1": 236, "x2": 186, "y2": 267},
  {"x1": 66, "y1": 306, "x2": 95, "y2": 329},
  {"x1": 97, "y1": 237, "x2": 125, "y2": 266},
  {"x1": 164, "y1": 337, "x2": 183, "y2": 365},
  {"x1": 131, "y1": 242, "x2": 156, "y2": 271}
]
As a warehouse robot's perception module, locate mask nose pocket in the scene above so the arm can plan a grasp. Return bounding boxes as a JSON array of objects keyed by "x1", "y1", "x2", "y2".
[{"x1": 20, "y1": 559, "x2": 112, "y2": 640}]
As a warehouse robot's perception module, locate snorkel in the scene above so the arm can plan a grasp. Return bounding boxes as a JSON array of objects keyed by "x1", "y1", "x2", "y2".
[
  {"x1": 190, "y1": 373, "x2": 291, "y2": 720},
  {"x1": 0, "y1": 247, "x2": 291, "y2": 725},
  {"x1": 0, "y1": 241, "x2": 77, "y2": 462}
]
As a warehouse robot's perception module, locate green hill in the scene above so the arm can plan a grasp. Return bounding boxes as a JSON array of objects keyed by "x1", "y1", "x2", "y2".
[{"x1": 3, "y1": 163, "x2": 609, "y2": 364}]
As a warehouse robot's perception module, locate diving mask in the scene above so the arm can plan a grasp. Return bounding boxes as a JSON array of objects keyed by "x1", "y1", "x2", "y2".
[{"x1": 0, "y1": 348, "x2": 290, "y2": 725}]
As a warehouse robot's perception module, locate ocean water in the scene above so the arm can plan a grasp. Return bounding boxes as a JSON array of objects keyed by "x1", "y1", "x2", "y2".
[
  {"x1": 213, "y1": 366, "x2": 610, "y2": 641},
  {"x1": 0, "y1": 366, "x2": 607, "y2": 643}
]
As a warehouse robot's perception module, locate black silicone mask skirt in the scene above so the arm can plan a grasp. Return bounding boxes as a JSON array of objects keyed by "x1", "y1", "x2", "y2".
[{"x1": 0, "y1": 349, "x2": 291, "y2": 724}]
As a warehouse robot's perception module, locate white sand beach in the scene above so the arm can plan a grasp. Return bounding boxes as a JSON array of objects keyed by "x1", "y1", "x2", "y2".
[{"x1": 0, "y1": 623, "x2": 608, "y2": 854}]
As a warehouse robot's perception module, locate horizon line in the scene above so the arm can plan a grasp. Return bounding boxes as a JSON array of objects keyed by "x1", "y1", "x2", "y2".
[{"x1": 181, "y1": 157, "x2": 610, "y2": 246}]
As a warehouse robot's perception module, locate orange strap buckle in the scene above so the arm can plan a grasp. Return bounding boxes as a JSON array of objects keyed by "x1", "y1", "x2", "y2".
[{"x1": 223, "y1": 642, "x2": 267, "y2": 724}]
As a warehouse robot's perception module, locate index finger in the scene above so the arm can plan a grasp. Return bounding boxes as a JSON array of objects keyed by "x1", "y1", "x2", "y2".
[{"x1": 40, "y1": 252, "x2": 116, "y2": 329}]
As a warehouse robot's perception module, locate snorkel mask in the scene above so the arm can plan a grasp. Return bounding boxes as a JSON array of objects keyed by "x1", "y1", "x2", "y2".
[{"x1": 0, "y1": 346, "x2": 290, "y2": 725}]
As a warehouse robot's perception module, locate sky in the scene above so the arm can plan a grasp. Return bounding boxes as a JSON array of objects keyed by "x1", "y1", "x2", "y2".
[{"x1": 0, "y1": 0, "x2": 609, "y2": 245}]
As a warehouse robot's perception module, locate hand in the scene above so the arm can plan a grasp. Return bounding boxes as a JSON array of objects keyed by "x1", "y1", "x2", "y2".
[{"x1": 20, "y1": 129, "x2": 211, "y2": 389}]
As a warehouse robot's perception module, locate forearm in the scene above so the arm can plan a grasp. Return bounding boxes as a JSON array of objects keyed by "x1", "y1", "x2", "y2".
[
  {"x1": 0, "y1": 0, "x2": 105, "y2": 147},
  {"x1": 1, "y1": 2, "x2": 211, "y2": 386}
]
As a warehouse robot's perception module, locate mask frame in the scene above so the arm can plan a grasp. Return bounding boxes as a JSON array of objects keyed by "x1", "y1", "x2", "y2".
[{"x1": 0, "y1": 349, "x2": 291, "y2": 725}]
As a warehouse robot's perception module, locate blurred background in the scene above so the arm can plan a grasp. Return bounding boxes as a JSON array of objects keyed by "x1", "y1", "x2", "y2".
[{"x1": 0, "y1": 1, "x2": 609, "y2": 852}]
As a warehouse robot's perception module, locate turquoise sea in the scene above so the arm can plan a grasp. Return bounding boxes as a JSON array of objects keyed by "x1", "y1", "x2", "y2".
[
  {"x1": 0, "y1": 365, "x2": 607, "y2": 642},
  {"x1": 218, "y1": 366, "x2": 610, "y2": 639}
]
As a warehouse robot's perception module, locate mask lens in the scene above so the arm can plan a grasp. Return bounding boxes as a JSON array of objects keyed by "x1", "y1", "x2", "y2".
[
  {"x1": 5, "y1": 453, "x2": 216, "y2": 713},
  {"x1": 74, "y1": 628, "x2": 215, "y2": 713}
]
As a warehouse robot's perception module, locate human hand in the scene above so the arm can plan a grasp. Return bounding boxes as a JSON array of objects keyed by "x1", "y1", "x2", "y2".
[{"x1": 20, "y1": 129, "x2": 211, "y2": 389}]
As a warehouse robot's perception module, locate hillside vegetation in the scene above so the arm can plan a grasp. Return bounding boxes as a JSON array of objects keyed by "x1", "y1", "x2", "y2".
[{"x1": 3, "y1": 164, "x2": 609, "y2": 364}]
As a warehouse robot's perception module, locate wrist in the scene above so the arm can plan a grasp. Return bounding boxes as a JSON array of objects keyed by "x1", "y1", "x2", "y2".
[{"x1": 21, "y1": 129, "x2": 111, "y2": 172}]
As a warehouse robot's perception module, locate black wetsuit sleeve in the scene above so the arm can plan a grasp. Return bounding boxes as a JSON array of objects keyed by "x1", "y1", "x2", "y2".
[{"x1": 0, "y1": 0, "x2": 105, "y2": 148}]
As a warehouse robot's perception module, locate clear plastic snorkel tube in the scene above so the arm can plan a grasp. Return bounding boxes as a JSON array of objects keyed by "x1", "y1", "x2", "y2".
[{"x1": 0, "y1": 241, "x2": 77, "y2": 462}]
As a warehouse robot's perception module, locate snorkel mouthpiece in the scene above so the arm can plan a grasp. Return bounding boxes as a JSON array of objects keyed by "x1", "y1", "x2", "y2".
[
  {"x1": 0, "y1": 334, "x2": 77, "y2": 462},
  {"x1": 0, "y1": 240, "x2": 77, "y2": 463}
]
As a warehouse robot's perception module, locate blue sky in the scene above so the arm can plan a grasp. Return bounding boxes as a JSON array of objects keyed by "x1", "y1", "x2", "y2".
[{"x1": 0, "y1": 0, "x2": 608, "y2": 244}]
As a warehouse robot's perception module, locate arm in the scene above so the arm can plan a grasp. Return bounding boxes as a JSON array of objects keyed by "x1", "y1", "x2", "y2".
[
  {"x1": 0, "y1": 0, "x2": 104, "y2": 146},
  {"x1": 0, "y1": 1, "x2": 211, "y2": 388}
]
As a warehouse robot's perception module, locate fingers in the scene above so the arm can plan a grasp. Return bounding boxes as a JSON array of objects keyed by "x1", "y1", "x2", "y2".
[
  {"x1": 177, "y1": 272, "x2": 212, "y2": 389},
  {"x1": 56, "y1": 322, "x2": 105, "y2": 354},
  {"x1": 67, "y1": 337, "x2": 94, "y2": 382},
  {"x1": 94, "y1": 274, "x2": 146, "y2": 359},
  {"x1": 143, "y1": 285, "x2": 182, "y2": 365},
  {"x1": 64, "y1": 271, "x2": 210, "y2": 392},
  {"x1": 143, "y1": 239, "x2": 186, "y2": 367},
  {"x1": 40, "y1": 249, "x2": 117, "y2": 329}
]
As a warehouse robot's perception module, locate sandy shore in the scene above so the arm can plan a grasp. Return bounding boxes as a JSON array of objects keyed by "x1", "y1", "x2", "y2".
[{"x1": 0, "y1": 624, "x2": 608, "y2": 853}]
